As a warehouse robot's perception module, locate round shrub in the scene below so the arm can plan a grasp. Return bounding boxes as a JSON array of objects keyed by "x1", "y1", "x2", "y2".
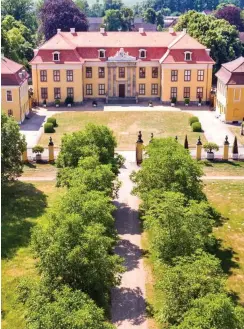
[
  {"x1": 189, "y1": 116, "x2": 199, "y2": 125},
  {"x1": 192, "y1": 122, "x2": 202, "y2": 132},
  {"x1": 47, "y1": 117, "x2": 57, "y2": 127},
  {"x1": 44, "y1": 122, "x2": 55, "y2": 133}
]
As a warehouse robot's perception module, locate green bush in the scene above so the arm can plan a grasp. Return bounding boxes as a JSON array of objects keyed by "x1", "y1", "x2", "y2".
[
  {"x1": 32, "y1": 145, "x2": 44, "y2": 154},
  {"x1": 203, "y1": 142, "x2": 219, "y2": 153},
  {"x1": 192, "y1": 122, "x2": 202, "y2": 132},
  {"x1": 47, "y1": 117, "x2": 57, "y2": 127},
  {"x1": 65, "y1": 96, "x2": 74, "y2": 105},
  {"x1": 189, "y1": 116, "x2": 199, "y2": 125},
  {"x1": 44, "y1": 122, "x2": 55, "y2": 133}
]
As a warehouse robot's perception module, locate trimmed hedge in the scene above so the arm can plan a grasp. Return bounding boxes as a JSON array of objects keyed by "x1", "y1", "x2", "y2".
[
  {"x1": 47, "y1": 117, "x2": 57, "y2": 127},
  {"x1": 44, "y1": 122, "x2": 55, "y2": 133},
  {"x1": 192, "y1": 122, "x2": 202, "y2": 132},
  {"x1": 189, "y1": 116, "x2": 199, "y2": 125}
]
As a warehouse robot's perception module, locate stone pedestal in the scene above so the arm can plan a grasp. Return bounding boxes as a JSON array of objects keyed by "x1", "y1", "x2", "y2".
[
  {"x1": 22, "y1": 149, "x2": 28, "y2": 162},
  {"x1": 136, "y1": 131, "x2": 143, "y2": 165},
  {"x1": 48, "y1": 137, "x2": 54, "y2": 162},
  {"x1": 223, "y1": 136, "x2": 229, "y2": 160},
  {"x1": 196, "y1": 137, "x2": 202, "y2": 161}
]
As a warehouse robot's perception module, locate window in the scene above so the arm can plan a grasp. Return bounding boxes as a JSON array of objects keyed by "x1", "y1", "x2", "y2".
[
  {"x1": 54, "y1": 87, "x2": 61, "y2": 99},
  {"x1": 86, "y1": 84, "x2": 92, "y2": 95},
  {"x1": 151, "y1": 84, "x2": 158, "y2": 95},
  {"x1": 197, "y1": 70, "x2": 204, "y2": 81},
  {"x1": 53, "y1": 52, "x2": 60, "y2": 61},
  {"x1": 152, "y1": 67, "x2": 158, "y2": 78},
  {"x1": 139, "y1": 67, "x2": 146, "y2": 78},
  {"x1": 66, "y1": 70, "x2": 73, "y2": 82},
  {"x1": 184, "y1": 70, "x2": 191, "y2": 82},
  {"x1": 234, "y1": 88, "x2": 241, "y2": 101},
  {"x1": 99, "y1": 84, "x2": 105, "y2": 95},
  {"x1": 139, "y1": 49, "x2": 146, "y2": 58},
  {"x1": 184, "y1": 52, "x2": 192, "y2": 61},
  {"x1": 53, "y1": 70, "x2": 60, "y2": 82},
  {"x1": 86, "y1": 67, "x2": 92, "y2": 78},
  {"x1": 196, "y1": 87, "x2": 203, "y2": 99},
  {"x1": 139, "y1": 84, "x2": 145, "y2": 95},
  {"x1": 119, "y1": 67, "x2": 125, "y2": 78},
  {"x1": 99, "y1": 67, "x2": 105, "y2": 78},
  {"x1": 8, "y1": 109, "x2": 13, "y2": 116},
  {"x1": 67, "y1": 87, "x2": 74, "y2": 98},
  {"x1": 171, "y1": 87, "x2": 177, "y2": 99},
  {"x1": 6, "y1": 90, "x2": 12, "y2": 102},
  {"x1": 40, "y1": 70, "x2": 47, "y2": 82},
  {"x1": 98, "y1": 49, "x2": 105, "y2": 58},
  {"x1": 184, "y1": 87, "x2": 190, "y2": 98},
  {"x1": 171, "y1": 70, "x2": 178, "y2": 82},
  {"x1": 41, "y1": 87, "x2": 48, "y2": 99}
]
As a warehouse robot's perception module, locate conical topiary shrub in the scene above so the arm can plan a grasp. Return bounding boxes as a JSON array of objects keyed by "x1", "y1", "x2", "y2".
[
  {"x1": 184, "y1": 135, "x2": 189, "y2": 149},
  {"x1": 232, "y1": 136, "x2": 238, "y2": 160}
]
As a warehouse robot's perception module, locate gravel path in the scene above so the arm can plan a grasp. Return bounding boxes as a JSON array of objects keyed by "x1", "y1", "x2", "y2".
[{"x1": 111, "y1": 160, "x2": 148, "y2": 329}]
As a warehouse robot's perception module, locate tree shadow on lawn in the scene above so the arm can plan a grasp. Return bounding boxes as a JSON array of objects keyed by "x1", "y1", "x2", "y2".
[{"x1": 2, "y1": 181, "x2": 47, "y2": 259}]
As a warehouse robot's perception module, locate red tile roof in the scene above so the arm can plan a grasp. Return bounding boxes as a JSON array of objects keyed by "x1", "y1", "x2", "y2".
[
  {"x1": 215, "y1": 57, "x2": 244, "y2": 85},
  {"x1": 1, "y1": 56, "x2": 29, "y2": 86},
  {"x1": 161, "y1": 49, "x2": 215, "y2": 64},
  {"x1": 30, "y1": 31, "x2": 214, "y2": 64}
]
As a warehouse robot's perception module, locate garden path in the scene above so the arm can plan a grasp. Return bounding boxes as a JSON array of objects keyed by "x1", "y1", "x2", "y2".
[{"x1": 111, "y1": 159, "x2": 148, "y2": 329}]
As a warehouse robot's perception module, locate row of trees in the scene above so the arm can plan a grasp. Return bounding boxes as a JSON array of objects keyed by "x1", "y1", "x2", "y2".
[
  {"x1": 18, "y1": 124, "x2": 124, "y2": 328},
  {"x1": 131, "y1": 138, "x2": 244, "y2": 328}
]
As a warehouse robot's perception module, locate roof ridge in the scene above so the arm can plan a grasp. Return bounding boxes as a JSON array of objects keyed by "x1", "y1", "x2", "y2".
[
  {"x1": 168, "y1": 31, "x2": 186, "y2": 49},
  {"x1": 233, "y1": 56, "x2": 244, "y2": 72}
]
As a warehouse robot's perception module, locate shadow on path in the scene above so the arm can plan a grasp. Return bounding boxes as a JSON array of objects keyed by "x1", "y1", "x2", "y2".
[{"x1": 115, "y1": 239, "x2": 142, "y2": 271}]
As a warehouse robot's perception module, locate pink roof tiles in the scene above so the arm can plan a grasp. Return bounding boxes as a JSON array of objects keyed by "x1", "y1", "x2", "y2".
[
  {"x1": 30, "y1": 30, "x2": 214, "y2": 65},
  {"x1": 1, "y1": 56, "x2": 29, "y2": 86},
  {"x1": 216, "y1": 57, "x2": 244, "y2": 85}
]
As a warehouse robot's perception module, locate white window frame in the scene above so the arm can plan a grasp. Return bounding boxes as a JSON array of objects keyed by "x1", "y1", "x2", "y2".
[
  {"x1": 52, "y1": 51, "x2": 60, "y2": 61},
  {"x1": 98, "y1": 49, "x2": 106, "y2": 58},
  {"x1": 139, "y1": 49, "x2": 147, "y2": 59},
  {"x1": 234, "y1": 88, "x2": 241, "y2": 102},
  {"x1": 6, "y1": 90, "x2": 13, "y2": 102},
  {"x1": 184, "y1": 51, "x2": 192, "y2": 61}
]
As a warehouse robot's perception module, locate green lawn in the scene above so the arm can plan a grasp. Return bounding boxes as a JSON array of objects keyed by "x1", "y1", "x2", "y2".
[
  {"x1": 39, "y1": 111, "x2": 206, "y2": 150},
  {"x1": 22, "y1": 163, "x2": 57, "y2": 179},
  {"x1": 204, "y1": 180, "x2": 244, "y2": 305},
  {"x1": 201, "y1": 160, "x2": 244, "y2": 176},
  {"x1": 229, "y1": 125, "x2": 244, "y2": 145},
  {"x1": 2, "y1": 181, "x2": 65, "y2": 329}
]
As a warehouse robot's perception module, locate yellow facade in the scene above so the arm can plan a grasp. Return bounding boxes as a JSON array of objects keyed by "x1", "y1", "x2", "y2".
[
  {"x1": 1, "y1": 80, "x2": 29, "y2": 123},
  {"x1": 31, "y1": 62, "x2": 212, "y2": 105},
  {"x1": 216, "y1": 80, "x2": 244, "y2": 122}
]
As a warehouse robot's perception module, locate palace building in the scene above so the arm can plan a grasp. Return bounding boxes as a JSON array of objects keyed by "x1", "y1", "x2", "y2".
[
  {"x1": 215, "y1": 56, "x2": 244, "y2": 123},
  {"x1": 1, "y1": 56, "x2": 30, "y2": 123},
  {"x1": 30, "y1": 28, "x2": 214, "y2": 105}
]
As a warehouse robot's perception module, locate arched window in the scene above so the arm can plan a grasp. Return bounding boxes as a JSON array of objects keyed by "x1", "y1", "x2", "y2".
[
  {"x1": 98, "y1": 49, "x2": 106, "y2": 58},
  {"x1": 184, "y1": 51, "x2": 192, "y2": 61},
  {"x1": 139, "y1": 49, "x2": 146, "y2": 59},
  {"x1": 53, "y1": 51, "x2": 60, "y2": 61}
]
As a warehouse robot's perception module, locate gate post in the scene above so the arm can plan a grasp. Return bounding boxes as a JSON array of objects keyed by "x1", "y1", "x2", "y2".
[
  {"x1": 196, "y1": 136, "x2": 202, "y2": 160},
  {"x1": 223, "y1": 135, "x2": 229, "y2": 160},
  {"x1": 22, "y1": 148, "x2": 28, "y2": 163},
  {"x1": 136, "y1": 131, "x2": 143, "y2": 165},
  {"x1": 48, "y1": 137, "x2": 54, "y2": 163}
]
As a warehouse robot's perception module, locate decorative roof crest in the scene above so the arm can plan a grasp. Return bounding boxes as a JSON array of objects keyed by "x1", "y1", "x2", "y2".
[{"x1": 108, "y1": 48, "x2": 136, "y2": 62}]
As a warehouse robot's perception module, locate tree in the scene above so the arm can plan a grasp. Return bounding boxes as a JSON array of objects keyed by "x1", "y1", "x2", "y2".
[
  {"x1": 142, "y1": 192, "x2": 215, "y2": 262},
  {"x1": 121, "y1": 7, "x2": 134, "y2": 31},
  {"x1": 215, "y1": 5, "x2": 244, "y2": 31},
  {"x1": 1, "y1": 15, "x2": 34, "y2": 64},
  {"x1": 104, "y1": 9, "x2": 122, "y2": 31},
  {"x1": 1, "y1": 113, "x2": 26, "y2": 183},
  {"x1": 175, "y1": 10, "x2": 243, "y2": 69},
  {"x1": 143, "y1": 8, "x2": 157, "y2": 24},
  {"x1": 56, "y1": 124, "x2": 117, "y2": 169},
  {"x1": 74, "y1": 0, "x2": 90, "y2": 14},
  {"x1": 173, "y1": 293, "x2": 244, "y2": 329},
  {"x1": 104, "y1": 0, "x2": 123, "y2": 11},
  {"x1": 155, "y1": 251, "x2": 225, "y2": 325},
  {"x1": 156, "y1": 10, "x2": 164, "y2": 26},
  {"x1": 131, "y1": 138, "x2": 204, "y2": 201},
  {"x1": 89, "y1": 0, "x2": 104, "y2": 17},
  {"x1": 19, "y1": 283, "x2": 114, "y2": 329},
  {"x1": 39, "y1": 0, "x2": 89, "y2": 40},
  {"x1": 31, "y1": 212, "x2": 123, "y2": 307}
]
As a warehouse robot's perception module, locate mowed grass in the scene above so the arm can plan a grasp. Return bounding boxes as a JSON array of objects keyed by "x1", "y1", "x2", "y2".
[
  {"x1": 22, "y1": 163, "x2": 57, "y2": 179},
  {"x1": 201, "y1": 160, "x2": 244, "y2": 176},
  {"x1": 2, "y1": 181, "x2": 65, "y2": 329},
  {"x1": 229, "y1": 125, "x2": 244, "y2": 145},
  {"x1": 204, "y1": 180, "x2": 244, "y2": 305},
  {"x1": 39, "y1": 111, "x2": 206, "y2": 150}
]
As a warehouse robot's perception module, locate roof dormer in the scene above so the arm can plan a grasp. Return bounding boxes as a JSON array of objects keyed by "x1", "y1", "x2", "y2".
[
  {"x1": 139, "y1": 49, "x2": 147, "y2": 59},
  {"x1": 53, "y1": 51, "x2": 60, "y2": 62},
  {"x1": 184, "y1": 51, "x2": 192, "y2": 61},
  {"x1": 98, "y1": 49, "x2": 106, "y2": 58}
]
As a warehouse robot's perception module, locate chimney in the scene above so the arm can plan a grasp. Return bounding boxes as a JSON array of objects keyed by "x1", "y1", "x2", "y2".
[
  {"x1": 183, "y1": 28, "x2": 187, "y2": 33},
  {"x1": 169, "y1": 27, "x2": 174, "y2": 34},
  {"x1": 57, "y1": 28, "x2": 61, "y2": 34},
  {"x1": 100, "y1": 27, "x2": 105, "y2": 33},
  {"x1": 206, "y1": 48, "x2": 211, "y2": 56},
  {"x1": 70, "y1": 28, "x2": 75, "y2": 33},
  {"x1": 139, "y1": 27, "x2": 144, "y2": 33}
]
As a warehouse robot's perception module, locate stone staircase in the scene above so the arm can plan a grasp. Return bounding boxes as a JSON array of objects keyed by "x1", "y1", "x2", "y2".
[{"x1": 108, "y1": 97, "x2": 137, "y2": 105}]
